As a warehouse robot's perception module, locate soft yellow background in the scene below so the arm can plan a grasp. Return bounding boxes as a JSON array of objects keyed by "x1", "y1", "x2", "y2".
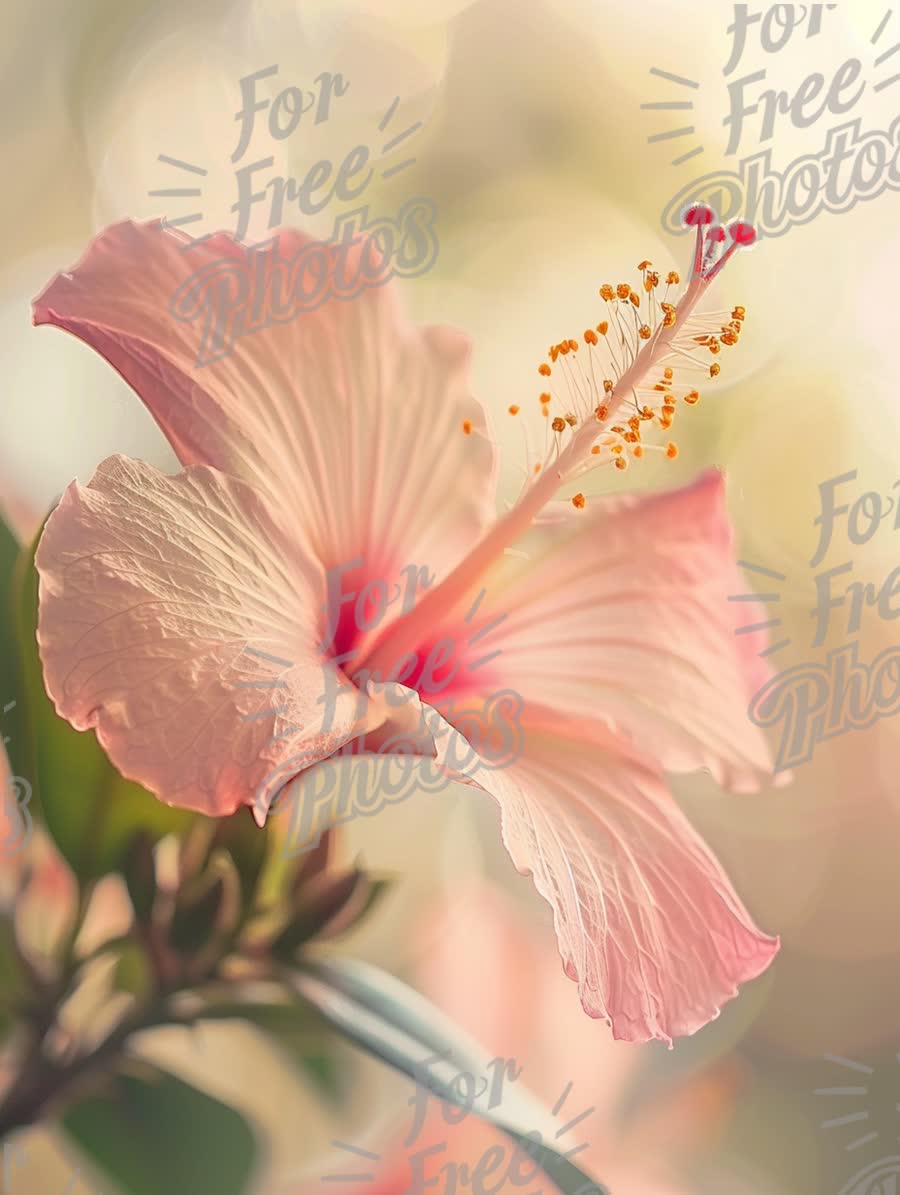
[{"x1": 2, "y1": 1, "x2": 900, "y2": 1192}]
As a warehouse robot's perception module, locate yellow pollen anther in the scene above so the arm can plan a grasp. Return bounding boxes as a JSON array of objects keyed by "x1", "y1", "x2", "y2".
[
  {"x1": 600, "y1": 284, "x2": 615, "y2": 301},
  {"x1": 629, "y1": 292, "x2": 641, "y2": 308},
  {"x1": 508, "y1": 404, "x2": 520, "y2": 415},
  {"x1": 638, "y1": 260, "x2": 652, "y2": 270},
  {"x1": 462, "y1": 420, "x2": 473, "y2": 435},
  {"x1": 568, "y1": 339, "x2": 579, "y2": 352},
  {"x1": 684, "y1": 390, "x2": 700, "y2": 405},
  {"x1": 710, "y1": 363, "x2": 721, "y2": 377},
  {"x1": 584, "y1": 329, "x2": 598, "y2": 345},
  {"x1": 666, "y1": 271, "x2": 680, "y2": 285},
  {"x1": 549, "y1": 346, "x2": 559, "y2": 363},
  {"x1": 638, "y1": 324, "x2": 651, "y2": 339},
  {"x1": 615, "y1": 457, "x2": 628, "y2": 470},
  {"x1": 662, "y1": 403, "x2": 676, "y2": 416},
  {"x1": 591, "y1": 445, "x2": 602, "y2": 454},
  {"x1": 597, "y1": 321, "x2": 609, "y2": 336},
  {"x1": 616, "y1": 283, "x2": 630, "y2": 300},
  {"x1": 539, "y1": 363, "x2": 551, "y2": 376},
  {"x1": 633, "y1": 444, "x2": 645, "y2": 458},
  {"x1": 534, "y1": 463, "x2": 541, "y2": 473},
  {"x1": 540, "y1": 391, "x2": 551, "y2": 403},
  {"x1": 603, "y1": 379, "x2": 614, "y2": 393},
  {"x1": 559, "y1": 342, "x2": 570, "y2": 356},
  {"x1": 552, "y1": 417, "x2": 566, "y2": 432},
  {"x1": 572, "y1": 493, "x2": 586, "y2": 509},
  {"x1": 666, "y1": 442, "x2": 679, "y2": 459},
  {"x1": 664, "y1": 367, "x2": 673, "y2": 380},
  {"x1": 611, "y1": 443, "x2": 624, "y2": 454},
  {"x1": 595, "y1": 405, "x2": 608, "y2": 420},
  {"x1": 732, "y1": 306, "x2": 746, "y2": 319},
  {"x1": 565, "y1": 413, "x2": 578, "y2": 427},
  {"x1": 659, "y1": 415, "x2": 673, "y2": 430}
]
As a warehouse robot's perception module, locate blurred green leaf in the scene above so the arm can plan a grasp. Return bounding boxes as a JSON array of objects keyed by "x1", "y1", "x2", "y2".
[
  {"x1": 11, "y1": 532, "x2": 193, "y2": 881},
  {"x1": 169, "y1": 873, "x2": 226, "y2": 955},
  {"x1": 0, "y1": 512, "x2": 26, "y2": 777},
  {"x1": 63, "y1": 1068, "x2": 258, "y2": 1195},
  {"x1": 292, "y1": 959, "x2": 609, "y2": 1195},
  {"x1": 0, "y1": 919, "x2": 27, "y2": 1020},
  {"x1": 123, "y1": 833, "x2": 158, "y2": 925},
  {"x1": 211, "y1": 811, "x2": 267, "y2": 918},
  {"x1": 113, "y1": 941, "x2": 153, "y2": 1000}
]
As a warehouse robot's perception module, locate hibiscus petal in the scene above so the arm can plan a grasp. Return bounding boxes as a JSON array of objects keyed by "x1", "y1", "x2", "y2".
[
  {"x1": 36, "y1": 455, "x2": 387, "y2": 817},
  {"x1": 428, "y1": 469, "x2": 776, "y2": 793},
  {"x1": 32, "y1": 220, "x2": 495, "y2": 584},
  {"x1": 432, "y1": 711, "x2": 778, "y2": 1044}
]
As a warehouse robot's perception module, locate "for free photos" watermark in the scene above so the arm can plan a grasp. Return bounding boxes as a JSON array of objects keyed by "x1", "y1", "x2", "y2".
[
  {"x1": 324, "y1": 1052, "x2": 600, "y2": 1195},
  {"x1": 242, "y1": 558, "x2": 523, "y2": 855},
  {"x1": 1, "y1": 699, "x2": 32, "y2": 859},
  {"x1": 647, "y1": 4, "x2": 900, "y2": 239},
  {"x1": 153, "y1": 65, "x2": 439, "y2": 367},
  {"x1": 734, "y1": 469, "x2": 900, "y2": 770}
]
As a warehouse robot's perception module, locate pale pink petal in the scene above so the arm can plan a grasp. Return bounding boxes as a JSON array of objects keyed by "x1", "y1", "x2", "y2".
[
  {"x1": 425, "y1": 469, "x2": 775, "y2": 793},
  {"x1": 445, "y1": 717, "x2": 778, "y2": 1044},
  {"x1": 32, "y1": 221, "x2": 495, "y2": 600},
  {"x1": 36, "y1": 455, "x2": 388, "y2": 817},
  {"x1": 346, "y1": 692, "x2": 779, "y2": 1044}
]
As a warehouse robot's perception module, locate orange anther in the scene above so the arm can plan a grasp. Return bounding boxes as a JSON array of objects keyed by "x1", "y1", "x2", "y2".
[
  {"x1": 462, "y1": 420, "x2": 473, "y2": 435},
  {"x1": 572, "y1": 493, "x2": 586, "y2": 509},
  {"x1": 508, "y1": 404, "x2": 520, "y2": 415},
  {"x1": 539, "y1": 363, "x2": 551, "y2": 376}
]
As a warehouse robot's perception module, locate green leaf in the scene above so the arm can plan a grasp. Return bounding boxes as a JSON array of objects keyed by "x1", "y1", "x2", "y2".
[
  {"x1": 291, "y1": 959, "x2": 610, "y2": 1195},
  {"x1": 169, "y1": 873, "x2": 227, "y2": 955},
  {"x1": 123, "y1": 833, "x2": 158, "y2": 925},
  {"x1": 113, "y1": 941, "x2": 153, "y2": 1000},
  {"x1": 63, "y1": 1068, "x2": 258, "y2": 1195},
  {"x1": 11, "y1": 532, "x2": 193, "y2": 880},
  {"x1": 211, "y1": 810, "x2": 267, "y2": 916},
  {"x1": 0, "y1": 511, "x2": 26, "y2": 777}
]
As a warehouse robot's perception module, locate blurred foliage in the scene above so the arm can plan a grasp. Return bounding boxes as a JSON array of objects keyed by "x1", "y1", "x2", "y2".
[{"x1": 0, "y1": 510, "x2": 391, "y2": 1193}]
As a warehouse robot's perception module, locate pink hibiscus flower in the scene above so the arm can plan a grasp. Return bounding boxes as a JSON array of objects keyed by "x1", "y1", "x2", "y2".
[{"x1": 31, "y1": 209, "x2": 778, "y2": 1043}]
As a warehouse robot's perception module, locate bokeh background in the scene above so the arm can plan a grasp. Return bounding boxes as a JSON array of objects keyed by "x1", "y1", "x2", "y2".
[{"x1": 3, "y1": 0, "x2": 900, "y2": 1191}]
